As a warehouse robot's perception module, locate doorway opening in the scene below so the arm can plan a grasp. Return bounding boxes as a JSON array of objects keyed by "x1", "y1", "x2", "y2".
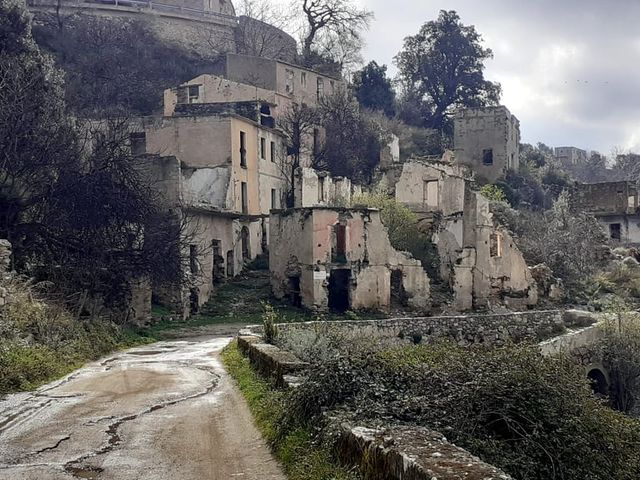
[
  {"x1": 390, "y1": 269, "x2": 408, "y2": 308},
  {"x1": 328, "y1": 269, "x2": 351, "y2": 312},
  {"x1": 288, "y1": 276, "x2": 302, "y2": 307}
]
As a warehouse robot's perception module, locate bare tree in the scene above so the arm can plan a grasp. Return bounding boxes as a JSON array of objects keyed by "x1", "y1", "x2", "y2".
[
  {"x1": 300, "y1": 0, "x2": 373, "y2": 68},
  {"x1": 277, "y1": 102, "x2": 320, "y2": 207},
  {"x1": 235, "y1": 0, "x2": 297, "y2": 60}
]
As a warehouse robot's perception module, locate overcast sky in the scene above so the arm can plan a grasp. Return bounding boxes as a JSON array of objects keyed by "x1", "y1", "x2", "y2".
[{"x1": 278, "y1": 0, "x2": 640, "y2": 155}]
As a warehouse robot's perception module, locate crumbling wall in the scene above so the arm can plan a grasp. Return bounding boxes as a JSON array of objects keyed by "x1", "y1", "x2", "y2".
[
  {"x1": 294, "y1": 167, "x2": 360, "y2": 208},
  {"x1": 388, "y1": 159, "x2": 537, "y2": 312},
  {"x1": 269, "y1": 208, "x2": 430, "y2": 312}
]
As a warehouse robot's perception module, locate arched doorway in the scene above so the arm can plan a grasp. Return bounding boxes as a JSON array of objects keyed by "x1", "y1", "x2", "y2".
[
  {"x1": 587, "y1": 368, "x2": 609, "y2": 396},
  {"x1": 241, "y1": 226, "x2": 250, "y2": 261}
]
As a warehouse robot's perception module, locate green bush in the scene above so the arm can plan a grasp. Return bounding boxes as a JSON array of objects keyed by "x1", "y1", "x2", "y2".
[{"x1": 281, "y1": 339, "x2": 640, "y2": 480}]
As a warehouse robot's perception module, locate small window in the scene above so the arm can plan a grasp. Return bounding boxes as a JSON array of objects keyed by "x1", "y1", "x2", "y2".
[
  {"x1": 241, "y1": 182, "x2": 248, "y2": 214},
  {"x1": 260, "y1": 137, "x2": 266, "y2": 160},
  {"x1": 129, "y1": 132, "x2": 146, "y2": 156},
  {"x1": 271, "y1": 188, "x2": 277, "y2": 209},
  {"x1": 482, "y1": 148, "x2": 494, "y2": 165},
  {"x1": 330, "y1": 80, "x2": 335, "y2": 91},
  {"x1": 316, "y1": 77, "x2": 324, "y2": 100},
  {"x1": 270, "y1": 141, "x2": 276, "y2": 162},
  {"x1": 318, "y1": 176, "x2": 325, "y2": 203},
  {"x1": 285, "y1": 69, "x2": 295, "y2": 94},
  {"x1": 610, "y1": 223, "x2": 622, "y2": 241},
  {"x1": 240, "y1": 131, "x2": 247, "y2": 167},
  {"x1": 188, "y1": 85, "x2": 200, "y2": 103},
  {"x1": 490, "y1": 233, "x2": 502, "y2": 257},
  {"x1": 332, "y1": 223, "x2": 347, "y2": 263},
  {"x1": 301, "y1": 72, "x2": 307, "y2": 87}
]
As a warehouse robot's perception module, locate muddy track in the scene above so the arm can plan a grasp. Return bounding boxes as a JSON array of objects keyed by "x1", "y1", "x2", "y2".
[{"x1": 0, "y1": 338, "x2": 285, "y2": 480}]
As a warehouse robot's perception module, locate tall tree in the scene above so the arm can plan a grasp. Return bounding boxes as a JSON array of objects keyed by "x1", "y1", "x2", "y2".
[
  {"x1": 315, "y1": 90, "x2": 385, "y2": 183},
  {"x1": 352, "y1": 61, "x2": 396, "y2": 117},
  {"x1": 395, "y1": 10, "x2": 501, "y2": 133},
  {"x1": 300, "y1": 0, "x2": 373, "y2": 70}
]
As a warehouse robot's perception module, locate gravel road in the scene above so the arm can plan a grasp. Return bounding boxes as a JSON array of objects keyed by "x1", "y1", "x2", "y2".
[{"x1": 0, "y1": 337, "x2": 285, "y2": 480}]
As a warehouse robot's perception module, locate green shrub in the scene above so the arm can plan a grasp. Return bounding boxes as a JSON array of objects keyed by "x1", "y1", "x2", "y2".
[
  {"x1": 282, "y1": 339, "x2": 640, "y2": 480},
  {"x1": 262, "y1": 302, "x2": 279, "y2": 344}
]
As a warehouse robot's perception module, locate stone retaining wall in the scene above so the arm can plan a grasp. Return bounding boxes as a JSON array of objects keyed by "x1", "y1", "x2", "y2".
[
  {"x1": 246, "y1": 310, "x2": 565, "y2": 346},
  {"x1": 337, "y1": 425, "x2": 512, "y2": 480}
]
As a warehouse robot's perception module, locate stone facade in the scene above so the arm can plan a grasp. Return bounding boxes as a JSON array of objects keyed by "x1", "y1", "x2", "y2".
[
  {"x1": 572, "y1": 181, "x2": 640, "y2": 244},
  {"x1": 453, "y1": 106, "x2": 520, "y2": 182},
  {"x1": 379, "y1": 157, "x2": 538, "y2": 311},
  {"x1": 269, "y1": 207, "x2": 430, "y2": 312}
]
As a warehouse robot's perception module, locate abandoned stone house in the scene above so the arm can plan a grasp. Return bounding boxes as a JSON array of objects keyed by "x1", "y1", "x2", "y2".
[
  {"x1": 269, "y1": 207, "x2": 430, "y2": 312},
  {"x1": 572, "y1": 181, "x2": 640, "y2": 244},
  {"x1": 453, "y1": 106, "x2": 520, "y2": 183},
  {"x1": 378, "y1": 155, "x2": 538, "y2": 311}
]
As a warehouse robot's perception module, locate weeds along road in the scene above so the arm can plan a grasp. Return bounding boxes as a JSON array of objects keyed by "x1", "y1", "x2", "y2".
[{"x1": 0, "y1": 337, "x2": 285, "y2": 480}]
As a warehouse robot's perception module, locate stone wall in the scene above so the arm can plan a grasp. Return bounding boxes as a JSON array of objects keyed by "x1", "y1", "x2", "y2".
[
  {"x1": 248, "y1": 310, "x2": 566, "y2": 346},
  {"x1": 0, "y1": 239, "x2": 11, "y2": 274}
]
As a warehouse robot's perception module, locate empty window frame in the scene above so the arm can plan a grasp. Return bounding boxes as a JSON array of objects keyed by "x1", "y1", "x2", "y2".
[
  {"x1": 271, "y1": 188, "x2": 277, "y2": 209},
  {"x1": 301, "y1": 72, "x2": 307, "y2": 87},
  {"x1": 316, "y1": 77, "x2": 324, "y2": 100},
  {"x1": 240, "y1": 131, "x2": 247, "y2": 167},
  {"x1": 241, "y1": 182, "x2": 248, "y2": 214},
  {"x1": 189, "y1": 245, "x2": 199, "y2": 275},
  {"x1": 129, "y1": 132, "x2": 146, "y2": 156},
  {"x1": 318, "y1": 176, "x2": 325, "y2": 203},
  {"x1": 260, "y1": 137, "x2": 266, "y2": 160},
  {"x1": 285, "y1": 69, "x2": 295, "y2": 94},
  {"x1": 188, "y1": 85, "x2": 200, "y2": 103},
  {"x1": 489, "y1": 233, "x2": 502, "y2": 257},
  {"x1": 423, "y1": 180, "x2": 439, "y2": 208},
  {"x1": 270, "y1": 141, "x2": 276, "y2": 162},
  {"x1": 482, "y1": 148, "x2": 494, "y2": 165}
]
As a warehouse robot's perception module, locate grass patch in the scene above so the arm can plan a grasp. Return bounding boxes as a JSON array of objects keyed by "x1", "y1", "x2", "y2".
[
  {"x1": 221, "y1": 340, "x2": 360, "y2": 480},
  {"x1": 0, "y1": 276, "x2": 154, "y2": 396}
]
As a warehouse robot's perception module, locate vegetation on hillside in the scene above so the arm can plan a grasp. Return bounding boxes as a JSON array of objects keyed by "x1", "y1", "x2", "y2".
[{"x1": 0, "y1": 277, "x2": 151, "y2": 395}]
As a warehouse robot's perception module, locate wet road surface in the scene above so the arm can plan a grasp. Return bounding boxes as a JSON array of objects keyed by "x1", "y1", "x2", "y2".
[{"x1": 0, "y1": 337, "x2": 285, "y2": 480}]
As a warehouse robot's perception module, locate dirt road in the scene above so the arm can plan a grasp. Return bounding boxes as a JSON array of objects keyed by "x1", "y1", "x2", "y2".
[{"x1": 0, "y1": 337, "x2": 286, "y2": 480}]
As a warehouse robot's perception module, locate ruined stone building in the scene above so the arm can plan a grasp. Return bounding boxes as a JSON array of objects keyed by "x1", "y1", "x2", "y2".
[
  {"x1": 572, "y1": 181, "x2": 640, "y2": 244},
  {"x1": 555, "y1": 146, "x2": 588, "y2": 166},
  {"x1": 378, "y1": 155, "x2": 538, "y2": 311},
  {"x1": 269, "y1": 208, "x2": 430, "y2": 312},
  {"x1": 453, "y1": 106, "x2": 520, "y2": 183}
]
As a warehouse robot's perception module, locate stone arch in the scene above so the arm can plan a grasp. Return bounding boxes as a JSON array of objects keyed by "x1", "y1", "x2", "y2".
[{"x1": 587, "y1": 366, "x2": 609, "y2": 396}]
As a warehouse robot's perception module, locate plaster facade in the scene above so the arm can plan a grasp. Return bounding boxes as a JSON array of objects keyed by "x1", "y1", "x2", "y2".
[
  {"x1": 269, "y1": 208, "x2": 430, "y2": 312},
  {"x1": 453, "y1": 106, "x2": 520, "y2": 182}
]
